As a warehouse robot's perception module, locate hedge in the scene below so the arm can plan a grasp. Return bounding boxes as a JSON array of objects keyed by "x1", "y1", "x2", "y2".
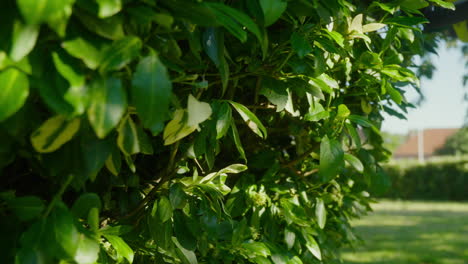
[
  {"x1": 0, "y1": 0, "x2": 452, "y2": 263},
  {"x1": 383, "y1": 157, "x2": 468, "y2": 201}
]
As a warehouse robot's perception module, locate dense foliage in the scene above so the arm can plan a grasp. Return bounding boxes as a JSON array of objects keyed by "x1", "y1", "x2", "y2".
[
  {"x1": 383, "y1": 157, "x2": 468, "y2": 200},
  {"x1": 0, "y1": 0, "x2": 453, "y2": 263}
]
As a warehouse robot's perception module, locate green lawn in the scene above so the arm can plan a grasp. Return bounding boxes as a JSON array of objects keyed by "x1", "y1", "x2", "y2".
[{"x1": 341, "y1": 200, "x2": 468, "y2": 264}]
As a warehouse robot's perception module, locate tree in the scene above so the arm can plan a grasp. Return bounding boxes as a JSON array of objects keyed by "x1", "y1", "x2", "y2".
[
  {"x1": 0, "y1": 0, "x2": 453, "y2": 263},
  {"x1": 436, "y1": 127, "x2": 468, "y2": 155}
]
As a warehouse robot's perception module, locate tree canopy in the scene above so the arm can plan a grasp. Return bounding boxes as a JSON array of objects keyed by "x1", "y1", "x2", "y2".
[{"x1": 0, "y1": 0, "x2": 455, "y2": 263}]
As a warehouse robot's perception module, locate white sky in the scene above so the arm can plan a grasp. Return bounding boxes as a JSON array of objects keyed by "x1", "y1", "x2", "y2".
[{"x1": 381, "y1": 41, "x2": 467, "y2": 134}]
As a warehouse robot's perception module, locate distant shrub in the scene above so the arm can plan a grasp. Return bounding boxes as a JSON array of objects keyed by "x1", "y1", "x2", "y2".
[{"x1": 383, "y1": 157, "x2": 468, "y2": 200}]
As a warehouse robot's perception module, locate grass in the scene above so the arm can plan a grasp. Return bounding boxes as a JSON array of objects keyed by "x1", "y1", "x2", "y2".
[{"x1": 341, "y1": 200, "x2": 468, "y2": 264}]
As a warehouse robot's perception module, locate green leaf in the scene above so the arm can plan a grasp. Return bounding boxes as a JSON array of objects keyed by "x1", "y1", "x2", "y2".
[
  {"x1": 96, "y1": 0, "x2": 122, "y2": 18},
  {"x1": 157, "y1": 196, "x2": 173, "y2": 223},
  {"x1": 291, "y1": 32, "x2": 312, "y2": 58},
  {"x1": 284, "y1": 227, "x2": 296, "y2": 250},
  {"x1": 242, "y1": 242, "x2": 271, "y2": 258},
  {"x1": 308, "y1": 77, "x2": 333, "y2": 94},
  {"x1": 10, "y1": 20, "x2": 39, "y2": 61},
  {"x1": 75, "y1": 10, "x2": 125, "y2": 40},
  {"x1": 71, "y1": 193, "x2": 102, "y2": 219},
  {"x1": 336, "y1": 104, "x2": 350, "y2": 119},
  {"x1": 260, "y1": 78, "x2": 288, "y2": 112},
  {"x1": 62, "y1": 34, "x2": 108, "y2": 70},
  {"x1": 348, "y1": 115, "x2": 374, "y2": 128},
  {"x1": 214, "y1": 102, "x2": 232, "y2": 139},
  {"x1": 207, "y1": 5, "x2": 247, "y2": 43},
  {"x1": 131, "y1": 54, "x2": 172, "y2": 135},
  {"x1": 386, "y1": 83, "x2": 403, "y2": 104},
  {"x1": 400, "y1": 0, "x2": 429, "y2": 10},
  {"x1": 427, "y1": 0, "x2": 455, "y2": 10},
  {"x1": 345, "y1": 123, "x2": 361, "y2": 149},
  {"x1": 16, "y1": 0, "x2": 73, "y2": 24},
  {"x1": 187, "y1": 95, "x2": 212, "y2": 127},
  {"x1": 203, "y1": 27, "x2": 229, "y2": 94},
  {"x1": 219, "y1": 164, "x2": 248, "y2": 174},
  {"x1": 385, "y1": 16, "x2": 428, "y2": 28},
  {"x1": 87, "y1": 77, "x2": 127, "y2": 138},
  {"x1": 162, "y1": 0, "x2": 217, "y2": 27},
  {"x1": 230, "y1": 120, "x2": 247, "y2": 161},
  {"x1": 30, "y1": 115, "x2": 81, "y2": 153},
  {"x1": 304, "y1": 99, "x2": 329, "y2": 122},
  {"x1": 172, "y1": 237, "x2": 198, "y2": 264},
  {"x1": 52, "y1": 50, "x2": 86, "y2": 87},
  {"x1": 99, "y1": 36, "x2": 142, "y2": 74},
  {"x1": 117, "y1": 116, "x2": 140, "y2": 156},
  {"x1": 303, "y1": 232, "x2": 322, "y2": 260},
  {"x1": 260, "y1": 0, "x2": 287, "y2": 26},
  {"x1": 8, "y1": 196, "x2": 44, "y2": 221},
  {"x1": 103, "y1": 234, "x2": 134, "y2": 263},
  {"x1": 344, "y1": 153, "x2": 364, "y2": 173},
  {"x1": 136, "y1": 124, "x2": 153, "y2": 155},
  {"x1": 49, "y1": 204, "x2": 80, "y2": 258},
  {"x1": 163, "y1": 110, "x2": 196, "y2": 145},
  {"x1": 0, "y1": 68, "x2": 29, "y2": 122},
  {"x1": 315, "y1": 198, "x2": 327, "y2": 229},
  {"x1": 170, "y1": 183, "x2": 187, "y2": 210},
  {"x1": 362, "y1": 23, "x2": 386, "y2": 33},
  {"x1": 74, "y1": 233, "x2": 100, "y2": 264},
  {"x1": 100, "y1": 225, "x2": 133, "y2": 236},
  {"x1": 105, "y1": 145, "x2": 121, "y2": 176},
  {"x1": 229, "y1": 101, "x2": 267, "y2": 139},
  {"x1": 319, "y1": 135, "x2": 344, "y2": 182},
  {"x1": 204, "y1": 2, "x2": 265, "y2": 54},
  {"x1": 348, "y1": 14, "x2": 363, "y2": 33}
]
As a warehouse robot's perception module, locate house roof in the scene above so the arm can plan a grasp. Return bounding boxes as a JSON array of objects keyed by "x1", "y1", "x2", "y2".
[{"x1": 393, "y1": 128, "x2": 458, "y2": 157}]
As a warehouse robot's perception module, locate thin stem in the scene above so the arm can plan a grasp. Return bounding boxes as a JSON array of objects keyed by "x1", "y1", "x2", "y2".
[{"x1": 43, "y1": 174, "x2": 74, "y2": 218}]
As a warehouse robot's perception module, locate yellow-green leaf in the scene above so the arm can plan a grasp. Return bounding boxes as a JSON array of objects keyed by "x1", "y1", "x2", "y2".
[
  {"x1": 0, "y1": 68, "x2": 29, "y2": 122},
  {"x1": 30, "y1": 115, "x2": 81, "y2": 153}
]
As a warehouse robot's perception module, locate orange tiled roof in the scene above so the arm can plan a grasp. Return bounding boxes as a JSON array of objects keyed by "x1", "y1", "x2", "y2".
[{"x1": 393, "y1": 128, "x2": 458, "y2": 158}]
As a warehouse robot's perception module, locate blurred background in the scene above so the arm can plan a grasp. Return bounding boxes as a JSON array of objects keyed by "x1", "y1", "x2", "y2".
[{"x1": 341, "y1": 17, "x2": 468, "y2": 264}]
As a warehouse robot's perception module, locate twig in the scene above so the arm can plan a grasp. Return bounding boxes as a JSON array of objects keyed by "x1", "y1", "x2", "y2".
[
  {"x1": 282, "y1": 145, "x2": 319, "y2": 168},
  {"x1": 43, "y1": 174, "x2": 74, "y2": 218},
  {"x1": 122, "y1": 142, "x2": 180, "y2": 220}
]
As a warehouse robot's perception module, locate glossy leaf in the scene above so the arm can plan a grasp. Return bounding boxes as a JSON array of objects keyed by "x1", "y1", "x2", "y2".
[
  {"x1": 319, "y1": 136, "x2": 344, "y2": 182},
  {"x1": 30, "y1": 115, "x2": 81, "y2": 153},
  {"x1": 62, "y1": 35, "x2": 107, "y2": 70},
  {"x1": 229, "y1": 101, "x2": 267, "y2": 139},
  {"x1": 87, "y1": 77, "x2": 127, "y2": 138},
  {"x1": 163, "y1": 110, "x2": 196, "y2": 145},
  {"x1": 117, "y1": 116, "x2": 140, "y2": 156},
  {"x1": 230, "y1": 120, "x2": 247, "y2": 161},
  {"x1": 344, "y1": 153, "x2": 364, "y2": 173},
  {"x1": 187, "y1": 95, "x2": 212, "y2": 127},
  {"x1": 291, "y1": 32, "x2": 312, "y2": 58},
  {"x1": 157, "y1": 196, "x2": 173, "y2": 223},
  {"x1": 97, "y1": 0, "x2": 122, "y2": 18},
  {"x1": 131, "y1": 54, "x2": 172, "y2": 135},
  {"x1": 71, "y1": 193, "x2": 102, "y2": 219},
  {"x1": 10, "y1": 20, "x2": 39, "y2": 61},
  {"x1": 0, "y1": 68, "x2": 29, "y2": 121},
  {"x1": 17, "y1": 0, "x2": 73, "y2": 24},
  {"x1": 99, "y1": 36, "x2": 142, "y2": 73},
  {"x1": 52, "y1": 50, "x2": 85, "y2": 87},
  {"x1": 315, "y1": 198, "x2": 326, "y2": 229},
  {"x1": 260, "y1": 0, "x2": 287, "y2": 26},
  {"x1": 104, "y1": 234, "x2": 134, "y2": 263},
  {"x1": 215, "y1": 102, "x2": 232, "y2": 139}
]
